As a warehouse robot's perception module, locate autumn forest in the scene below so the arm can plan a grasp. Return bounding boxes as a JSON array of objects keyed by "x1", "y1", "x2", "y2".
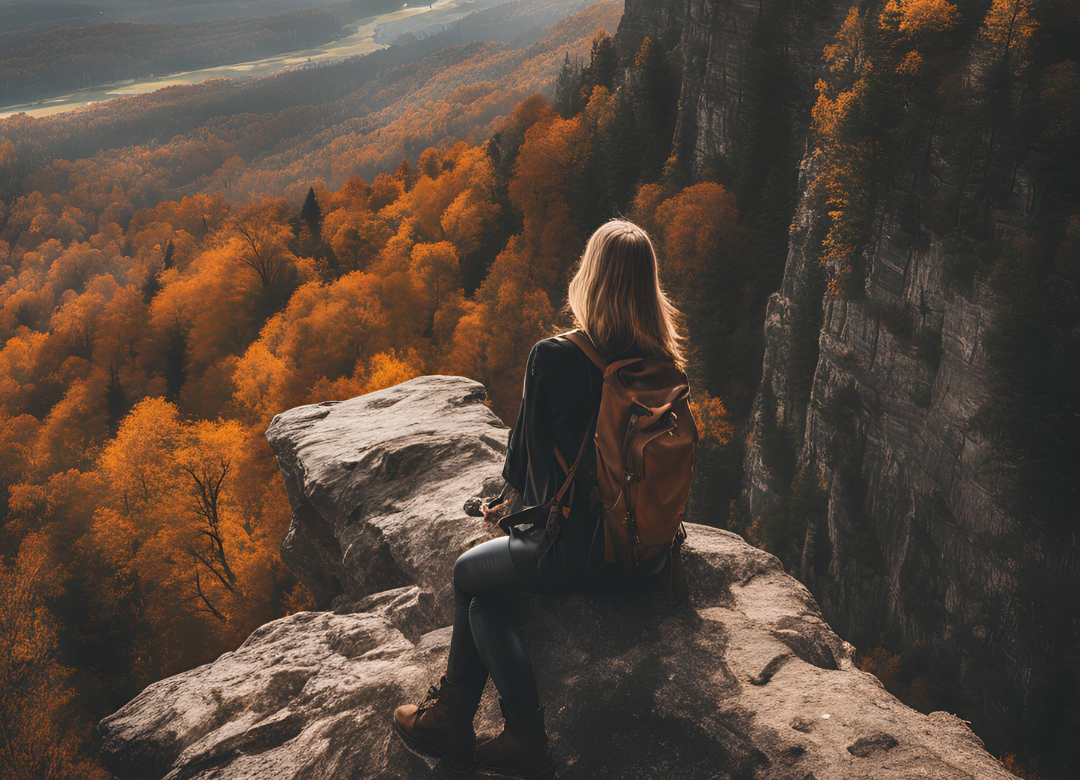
[{"x1": 0, "y1": 0, "x2": 1077, "y2": 777}]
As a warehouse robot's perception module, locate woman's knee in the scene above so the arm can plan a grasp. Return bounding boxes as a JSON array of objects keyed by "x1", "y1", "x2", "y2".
[
  {"x1": 453, "y1": 537, "x2": 513, "y2": 595},
  {"x1": 453, "y1": 549, "x2": 476, "y2": 595},
  {"x1": 453, "y1": 540, "x2": 492, "y2": 594}
]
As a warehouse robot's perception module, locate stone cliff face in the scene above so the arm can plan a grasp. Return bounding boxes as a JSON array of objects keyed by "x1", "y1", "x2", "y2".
[
  {"x1": 738, "y1": 21, "x2": 1058, "y2": 769},
  {"x1": 618, "y1": 0, "x2": 1074, "y2": 768},
  {"x1": 737, "y1": 5, "x2": 1058, "y2": 771},
  {"x1": 744, "y1": 171, "x2": 1027, "y2": 748},
  {"x1": 617, "y1": 0, "x2": 841, "y2": 179},
  {"x1": 98, "y1": 376, "x2": 1015, "y2": 780}
]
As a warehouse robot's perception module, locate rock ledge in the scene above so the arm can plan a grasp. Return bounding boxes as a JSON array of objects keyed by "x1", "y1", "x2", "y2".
[{"x1": 99, "y1": 376, "x2": 1013, "y2": 780}]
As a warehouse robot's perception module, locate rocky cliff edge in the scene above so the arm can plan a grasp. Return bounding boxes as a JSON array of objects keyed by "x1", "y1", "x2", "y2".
[{"x1": 97, "y1": 376, "x2": 1013, "y2": 780}]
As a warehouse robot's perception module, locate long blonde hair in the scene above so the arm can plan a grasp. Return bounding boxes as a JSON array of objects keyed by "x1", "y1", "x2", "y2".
[{"x1": 566, "y1": 219, "x2": 685, "y2": 367}]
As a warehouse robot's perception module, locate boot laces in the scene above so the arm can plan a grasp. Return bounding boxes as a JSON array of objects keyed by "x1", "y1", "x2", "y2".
[{"x1": 416, "y1": 682, "x2": 443, "y2": 715}]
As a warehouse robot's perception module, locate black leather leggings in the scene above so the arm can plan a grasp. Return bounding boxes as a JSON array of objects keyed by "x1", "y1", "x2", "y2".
[{"x1": 445, "y1": 529, "x2": 601, "y2": 710}]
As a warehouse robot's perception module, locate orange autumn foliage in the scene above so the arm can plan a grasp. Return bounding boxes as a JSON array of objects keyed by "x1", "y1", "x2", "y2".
[
  {"x1": 653, "y1": 182, "x2": 746, "y2": 294},
  {"x1": 978, "y1": 0, "x2": 1038, "y2": 74},
  {"x1": 879, "y1": 0, "x2": 960, "y2": 37},
  {"x1": 0, "y1": 533, "x2": 109, "y2": 780},
  {"x1": 808, "y1": 0, "x2": 956, "y2": 296},
  {"x1": 0, "y1": 6, "x2": 642, "y2": 775},
  {"x1": 689, "y1": 391, "x2": 734, "y2": 447},
  {"x1": 89, "y1": 398, "x2": 286, "y2": 677}
]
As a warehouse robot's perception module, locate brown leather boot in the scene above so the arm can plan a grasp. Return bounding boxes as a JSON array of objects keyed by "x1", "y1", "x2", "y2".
[
  {"x1": 475, "y1": 698, "x2": 557, "y2": 779},
  {"x1": 392, "y1": 676, "x2": 480, "y2": 772}
]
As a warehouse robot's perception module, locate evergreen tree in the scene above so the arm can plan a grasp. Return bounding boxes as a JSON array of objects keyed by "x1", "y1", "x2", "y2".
[
  {"x1": 553, "y1": 52, "x2": 581, "y2": 118},
  {"x1": 629, "y1": 37, "x2": 678, "y2": 184},
  {"x1": 581, "y1": 31, "x2": 619, "y2": 97},
  {"x1": 602, "y1": 92, "x2": 642, "y2": 212},
  {"x1": 300, "y1": 187, "x2": 323, "y2": 242}
]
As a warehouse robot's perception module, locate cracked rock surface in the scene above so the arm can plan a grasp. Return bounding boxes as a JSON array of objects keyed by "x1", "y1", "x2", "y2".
[{"x1": 99, "y1": 376, "x2": 1013, "y2": 780}]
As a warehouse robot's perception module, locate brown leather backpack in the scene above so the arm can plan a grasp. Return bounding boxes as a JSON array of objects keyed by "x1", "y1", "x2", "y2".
[{"x1": 498, "y1": 329, "x2": 698, "y2": 598}]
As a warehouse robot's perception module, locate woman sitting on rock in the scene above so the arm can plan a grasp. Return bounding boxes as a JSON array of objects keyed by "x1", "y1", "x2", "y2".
[{"x1": 392, "y1": 219, "x2": 689, "y2": 779}]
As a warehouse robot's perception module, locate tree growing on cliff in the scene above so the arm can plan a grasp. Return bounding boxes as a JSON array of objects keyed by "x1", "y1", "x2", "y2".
[
  {"x1": 581, "y1": 31, "x2": 619, "y2": 105},
  {"x1": 628, "y1": 36, "x2": 679, "y2": 185},
  {"x1": 808, "y1": 0, "x2": 960, "y2": 297}
]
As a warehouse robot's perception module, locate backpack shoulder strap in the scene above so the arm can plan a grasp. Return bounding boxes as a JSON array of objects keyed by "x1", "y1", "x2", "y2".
[
  {"x1": 553, "y1": 410, "x2": 596, "y2": 505},
  {"x1": 558, "y1": 329, "x2": 608, "y2": 372},
  {"x1": 547, "y1": 330, "x2": 603, "y2": 503},
  {"x1": 558, "y1": 330, "x2": 654, "y2": 380}
]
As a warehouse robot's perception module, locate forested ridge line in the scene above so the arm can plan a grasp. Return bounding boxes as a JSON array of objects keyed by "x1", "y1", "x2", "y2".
[{"x1": 0, "y1": 0, "x2": 599, "y2": 180}]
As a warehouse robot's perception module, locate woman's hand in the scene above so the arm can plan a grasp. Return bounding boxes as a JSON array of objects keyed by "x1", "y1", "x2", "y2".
[
  {"x1": 481, "y1": 484, "x2": 519, "y2": 524},
  {"x1": 480, "y1": 499, "x2": 505, "y2": 522}
]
